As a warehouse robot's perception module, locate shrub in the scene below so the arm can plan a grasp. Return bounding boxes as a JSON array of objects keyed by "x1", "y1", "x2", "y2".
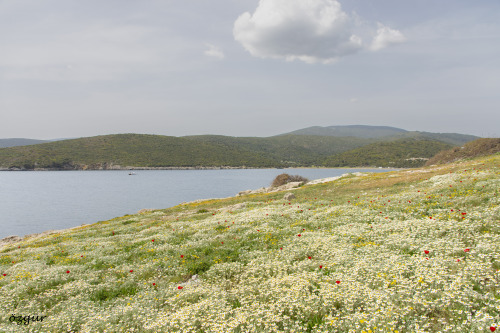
[
  {"x1": 271, "y1": 173, "x2": 309, "y2": 188},
  {"x1": 426, "y1": 138, "x2": 500, "y2": 165}
]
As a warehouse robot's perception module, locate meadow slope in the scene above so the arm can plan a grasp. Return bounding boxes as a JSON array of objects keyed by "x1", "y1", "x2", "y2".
[{"x1": 0, "y1": 154, "x2": 499, "y2": 332}]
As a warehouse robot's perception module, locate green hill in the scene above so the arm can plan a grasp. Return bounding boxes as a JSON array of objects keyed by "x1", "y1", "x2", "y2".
[
  {"x1": 183, "y1": 134, "x2": 372, "y2": 166},
  {"x1": 323, "y1": 138, "x2": 453, "y2": 168},
  {"x1": 1, "y1": 154, "x2": 498, "y2": 332},
  {"x1": 0, "y1": 134, "x2": 280, "y2": 169}
]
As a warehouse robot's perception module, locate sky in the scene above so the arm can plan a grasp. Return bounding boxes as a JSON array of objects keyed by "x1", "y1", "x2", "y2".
[{"x1": 1, "y1": 0, "x2": 499, "y2": 139}]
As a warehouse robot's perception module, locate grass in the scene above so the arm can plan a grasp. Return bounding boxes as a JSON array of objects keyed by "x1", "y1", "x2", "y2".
[{"x1": 0, "y1": 153, "x2": 499, "y2": 332}]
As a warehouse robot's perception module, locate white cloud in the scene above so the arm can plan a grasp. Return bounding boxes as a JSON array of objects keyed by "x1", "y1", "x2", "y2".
[
  {"x1": 233, "y1": 0, "x2": 404, "y2": 63},
  {"x1": 204, "y1": 43, "x2": 225, "y2": 59},
  {"x1": 370, "y1": 23, "x2": 406, "y2": 51}
]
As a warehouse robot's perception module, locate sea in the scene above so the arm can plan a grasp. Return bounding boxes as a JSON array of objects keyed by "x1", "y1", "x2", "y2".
[{"x1": 0, "y1": 168, "x2": 395, "y2": 239}]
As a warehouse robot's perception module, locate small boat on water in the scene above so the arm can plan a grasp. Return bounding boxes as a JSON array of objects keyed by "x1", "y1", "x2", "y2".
[{"x1": 128, "y1": 172, "x2": 136, "y2": 175}]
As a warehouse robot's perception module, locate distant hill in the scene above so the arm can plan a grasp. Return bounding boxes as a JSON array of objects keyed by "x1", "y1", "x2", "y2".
[
  {"x1": 281, "y1": 125, "x2": 478, "y2": 145},
  {"x1": 0, "y1": 138, "x2": 49, "y2": 148},
  {"x1": 281, "y1": 125, "x2": 407, "y2": 138},
  {"x1": 426, "y1": 138, "x2": 500, "y2": 166},
  {"x1": 323, "y1": 138, "x2": 453, "y2": 168}
]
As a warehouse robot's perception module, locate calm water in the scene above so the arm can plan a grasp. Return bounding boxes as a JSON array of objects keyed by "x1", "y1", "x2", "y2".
[{"x1": 0, "y1": 168, "x2": 394, "y2": 239}]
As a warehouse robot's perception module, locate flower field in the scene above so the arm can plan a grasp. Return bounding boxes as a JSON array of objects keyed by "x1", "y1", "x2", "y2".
[{"x1": 1, "y1": 154, "x2": 499, "y2": 332}]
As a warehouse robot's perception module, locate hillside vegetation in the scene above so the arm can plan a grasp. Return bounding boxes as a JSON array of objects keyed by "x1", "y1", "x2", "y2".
[
  {"x1": 1, "y1": 154, "x2": 499, "y2": 332},
  {"x1": 183, "y1": 134, "x2": 372, "y2": 166},
  {"x1": 0, "y1": 131, "x2": 477, "y2": 170},
  {"x1": 323, "y1": 138, "x2": 452, "y2": 168},
  {"x1": 426, "y1": 138, "x2": 500, "y2": 166},
  {"x1": 0, "y1": 134, "x2": 279, "y2": 169}
]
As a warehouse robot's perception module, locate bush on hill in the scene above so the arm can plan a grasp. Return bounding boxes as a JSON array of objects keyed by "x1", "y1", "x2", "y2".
[
  {"x1": 426, "y1": 138, "x2": 500, "y2": 165},
  {"x1": 271, "y1": 173, "x2": 309, "y2": 187}
]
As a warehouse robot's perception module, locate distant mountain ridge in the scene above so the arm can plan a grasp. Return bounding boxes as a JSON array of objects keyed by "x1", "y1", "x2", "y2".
[
  {"x1": 281, "y1": 125, "x2": 478, "y2": 144},
  {"x1": 0, "y1": 138, "x2": 50, "y2": 148},
  {"x1": 281, "y1": 125, "x2": 408, "y2": 138}
]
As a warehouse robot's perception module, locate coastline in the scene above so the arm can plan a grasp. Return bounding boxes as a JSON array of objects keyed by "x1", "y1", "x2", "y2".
[
  {"x1": 0, "y1": 165, "x2": 254, "y2": 171},
  {"x1": 0, "y1": 166, "x2": 398, "y2": 171},
  {"x1": 0, "y1": 172, "x2": 364, "y2": 248}
]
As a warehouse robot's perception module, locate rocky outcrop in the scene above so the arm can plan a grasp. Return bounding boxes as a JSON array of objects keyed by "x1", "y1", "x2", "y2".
[
  {"x1": 0, "y1": 235, "x2": 22, "y2": 246},
  {"x1": 237, "y1": 181, "x2": 303, "y2": 196}
]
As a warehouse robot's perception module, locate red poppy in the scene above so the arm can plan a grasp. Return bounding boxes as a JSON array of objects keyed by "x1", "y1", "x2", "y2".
[
  {"x1": 153, "y1": 283, "x2": 156, "y2": 286},
  {"x1": 461, "y1": 212, "x2": 466, "y2": 216},
  {"x1": 180, "y1": 255, "x2": 184, "y2": 258},
  {"x1": 2, "y1": 274, "x2": 6, "y2": 276},
  {"x1": 81, "y1": 255, "x2": 83, "y2": 257},
  {"x1": 319, "y1": 265, "x2": 323, "y2": 269},
  {"x1": 336, "y1": 281, "x2": 340, "y2": 284},
  {"x1": 66, "y1": 270, "x2": 70, "y2": 274},
  {"x1": 178, "y1": 286, "x2": 183, "y2": 290},
  {"x1": 221, "y1": 242, "x2": 224, "y2": 244},
  {"x1": 280, "y1": 247, "x2": 282, "y2": 250},
  {"x1": 130, "y1": 270, "x2": 133, "y2": 272},
  {"x1": 457, "y1": 259, "x2": 460, "y2": 262},
  {"x1": 464, "y1": 248, "x2": 470, "y2": 252},
  {"x1": 424, "y1": 250, "x2": 429, "y2": 254},
  {"x1": 490, "y1": 327, "x2": 496, "y2": 332},
  {"x1": 297, "y1": 234, "x2": 301, "y2": 237},
  {"x1": 308, "y1": 256, "x2": 312, "y2": 259}
]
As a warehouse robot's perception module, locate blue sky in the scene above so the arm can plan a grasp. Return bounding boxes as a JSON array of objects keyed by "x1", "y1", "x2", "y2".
[{"x1": 1, "y1": 0, "x2": 499, "y2": 139}]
